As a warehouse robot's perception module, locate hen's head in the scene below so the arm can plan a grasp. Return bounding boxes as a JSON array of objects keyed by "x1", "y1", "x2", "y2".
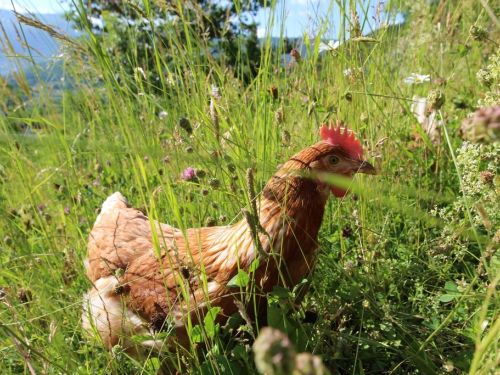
[{"x1": 287, "y1": 120, "x2": 376, "y2": 197}]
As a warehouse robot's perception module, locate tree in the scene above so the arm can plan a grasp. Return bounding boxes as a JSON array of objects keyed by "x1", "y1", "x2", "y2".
[{"x1": 67, "y1": 0, "x2": 265, "y2": 91}]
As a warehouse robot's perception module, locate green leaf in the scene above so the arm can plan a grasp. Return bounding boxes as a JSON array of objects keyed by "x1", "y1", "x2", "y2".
[
  {"x1": 130, "y1": 334, "x2": 154, "y2": 342},
  {"x1": 227, "y1": 269, "x2": 250, "y2": 288},
  {"x1": 204, "y1": 307, "x2": 221, "y2": 338},
  {"x1": 249, "y1": 258, "x2": 259, "y2": 273},
  {"x1": 190, "y1": 325, "x2": 203, "y2": 343},
  {"x1": 440, "y1": 281, "x2": 459, "y2": 302},
  {"x1": 270, "y1": 285, "x2": 292, "y2": 299}
]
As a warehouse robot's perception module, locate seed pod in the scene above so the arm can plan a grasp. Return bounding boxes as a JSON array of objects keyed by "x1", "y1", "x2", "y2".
[{"x1": 195, "y1": 169, "x2": 206, "y2": 178}]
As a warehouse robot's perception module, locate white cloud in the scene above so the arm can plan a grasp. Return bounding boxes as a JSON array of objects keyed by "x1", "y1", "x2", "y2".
[
  {"x1": 0, "y1": 0, "x2": 68, "y2": 14},
  {"x1": 257, "y1": 27, "x2": 266, "y2": 38}
]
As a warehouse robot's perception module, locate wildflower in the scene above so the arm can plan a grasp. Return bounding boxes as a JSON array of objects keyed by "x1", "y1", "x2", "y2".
[
  {"x1": 404, "y1": 73, "x2": 430, "y2": 84},
  {"x1": 92, "y1": 180, "x2": 100, "y2": 186},
  {"x1": 477, "y1": 69, "x2": 494, "y2": 88},
  {"x1": 295, "y1": 352, "x2": 331, "y2": 375},
  {"x1": 459, "y1": 105, "x2": 500, "y2": 143},
  {"x1": 343, "y1": 260, "x2": 357, "y2": 275},
  {"x1": 181, "y1": 167, "x2": 195, "y2": 181},
  {"x1": 37, "y1": 203, "x2": 44, "y2": 210},
  {"x1": 144, "y1": 156, "x2": 149, "y2": 161},
  {"x1": 480, "y1": 170, "x2": 495, "y2": 185},
  {"x1": 158, "y1": 111, "x2": 168, "y2": 120},
  {"x1": 201, "y1": 188, "x2": 209, "y2": 196},
  {"x1": 185, "y1": 146, "x2": 193, "y2": 154},
  {"x1": 80, "y1": 217, "x2": 86, "y2": 223},
  {"x1": 469, "y1": 25, "x2": 489, "y2": 42},
  {"x1": 253, "y1": 327, "x2": 296, "y2": 375},
  {"x1": 161, "y1": 155, "x2": 171, "y2": 163},
  {"x1": 318, "y1": 40, "x2": 342, "y2": 53},
  {"x1": 427, "y1": 89, "x2": 445, "y2": 111},
  {"x1": 290, "y1": 49, "x2": 301, "y2": 63},
  {"x1": 343, "y1": 68, "x2": 351, "y2": 76},
  {"x1": 434, "y1": 77, "x2": 445, "y2": 86},
  {"x1": 64, "y1": 206, "x2": 70, "y2": 215},
  {"x1": 219, "y1": 214, "x2": 226, "y2": 223}
]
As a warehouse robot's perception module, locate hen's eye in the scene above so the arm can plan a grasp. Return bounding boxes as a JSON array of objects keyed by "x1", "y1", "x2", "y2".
[{"x1": 327, "y1": 155, "x2": 340, "y2": 165}]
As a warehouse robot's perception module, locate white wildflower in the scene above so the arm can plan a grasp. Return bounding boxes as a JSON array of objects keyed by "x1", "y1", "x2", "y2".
[
  {"x1": 404, "y1": 73, "x2": 430, "y2": 84},
  {"x1": 158, "y1": 111, "x2": 168, "y2": 120},
  {"x1": 319, "y1": 40, "x2": 342, "y2": 53}
]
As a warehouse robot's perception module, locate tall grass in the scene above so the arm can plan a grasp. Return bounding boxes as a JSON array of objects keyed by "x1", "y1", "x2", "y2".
[{"x1": 1, "y1": 0, "x2": 500, "y2": 373}]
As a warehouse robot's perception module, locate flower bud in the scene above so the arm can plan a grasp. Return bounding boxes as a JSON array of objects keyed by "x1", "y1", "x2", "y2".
[
  {"x1": 469, "y1": 25, "x2": 489, "y2": 42},
  {"x1": 427, "y1": 89, "x2": 445, "y2": 111}
]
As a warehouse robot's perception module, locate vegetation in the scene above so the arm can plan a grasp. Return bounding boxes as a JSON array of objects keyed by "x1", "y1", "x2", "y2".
[{"x1": 1, "y1": 0, "x2": 500, "y2": 373}]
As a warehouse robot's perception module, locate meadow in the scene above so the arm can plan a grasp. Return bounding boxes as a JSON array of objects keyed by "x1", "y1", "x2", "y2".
[{"x1": 1, "y1": 0, "x2": 500, "y2": 373}]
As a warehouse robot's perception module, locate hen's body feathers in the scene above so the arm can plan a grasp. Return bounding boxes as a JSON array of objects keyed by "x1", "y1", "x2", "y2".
[{"x1": 82, "y1": 139, "x2": 375, "y2": 355}]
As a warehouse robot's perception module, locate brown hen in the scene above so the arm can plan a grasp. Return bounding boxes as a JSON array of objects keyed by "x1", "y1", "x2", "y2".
[{"x1": 82, "y1": 121, "x2": 376, "y2": 356}]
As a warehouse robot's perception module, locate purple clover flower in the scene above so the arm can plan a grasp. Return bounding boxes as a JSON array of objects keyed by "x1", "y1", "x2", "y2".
[
  {"x1": 64, "y1": 206, "x2": 70, "y2": 215},
  {"x1": 181, "y1": 167, "x2": 195, "y2": 181}
]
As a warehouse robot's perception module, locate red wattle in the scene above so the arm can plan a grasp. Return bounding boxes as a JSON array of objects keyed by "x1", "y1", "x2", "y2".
[{"x1": 330, "y1": 186, "x2": 348, "y2": 197}]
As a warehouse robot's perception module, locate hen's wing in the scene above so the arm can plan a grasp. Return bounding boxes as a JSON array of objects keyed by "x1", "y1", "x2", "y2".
[{"x1": 87, "y1": 192, "x2": 180, "y2": 282}]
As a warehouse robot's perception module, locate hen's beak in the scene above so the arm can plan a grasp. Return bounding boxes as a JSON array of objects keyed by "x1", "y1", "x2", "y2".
[{"x1": 357, "y1": 160, "x2": 377, "y2": 175}]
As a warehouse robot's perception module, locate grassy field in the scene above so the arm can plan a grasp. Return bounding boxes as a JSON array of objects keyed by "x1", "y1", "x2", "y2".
[{"x1": 1, "y1": 0, "x2": 500, "y2": 373}]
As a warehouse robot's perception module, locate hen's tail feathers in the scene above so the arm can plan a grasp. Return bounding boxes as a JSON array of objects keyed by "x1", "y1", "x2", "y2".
[{"x1": 93, "y1": 192, "x2": 130, "y2": 226}]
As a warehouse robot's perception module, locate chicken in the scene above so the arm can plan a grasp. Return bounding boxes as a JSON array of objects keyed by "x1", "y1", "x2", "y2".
[{"x1": 82, "y1": 121, "x2": 376, "y2": 356}]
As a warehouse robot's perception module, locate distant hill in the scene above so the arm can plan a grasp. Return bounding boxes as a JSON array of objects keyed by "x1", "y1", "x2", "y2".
[{"x1": 0, "y1": 10, "x2": 80, "y2": 74}]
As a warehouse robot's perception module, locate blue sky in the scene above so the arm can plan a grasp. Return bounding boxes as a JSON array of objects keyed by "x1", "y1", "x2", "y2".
[{"x1": 0, "y1": 0, "x2": 398, "y2": 38}]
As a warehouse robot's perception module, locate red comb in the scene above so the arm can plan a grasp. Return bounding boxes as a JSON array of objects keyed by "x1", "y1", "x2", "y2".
[{"x1": 320, "y1": 120, "x2": 364, "y2": 158}]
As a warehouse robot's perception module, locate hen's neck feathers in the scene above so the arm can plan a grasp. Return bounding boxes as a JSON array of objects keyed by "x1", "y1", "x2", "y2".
[
  {"x1": 259, "y1": 141, "x2": 332, "y2": 242},
  {"x1": 199, "y1": 142, "x2": 337, "y2": 286}
]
